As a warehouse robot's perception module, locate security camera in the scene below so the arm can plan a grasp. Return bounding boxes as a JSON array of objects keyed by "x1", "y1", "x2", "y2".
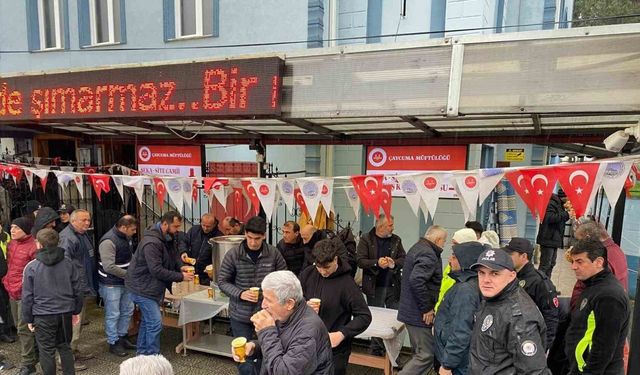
[{"x1": 603, "y1": 130, "x2": 630, "y2": 153}]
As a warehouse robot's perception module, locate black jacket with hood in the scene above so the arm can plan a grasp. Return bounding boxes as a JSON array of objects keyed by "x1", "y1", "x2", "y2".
[
  {"x1": 357, "y1": 228, "x2": 405, "y2": 297},
  {"x1": 125, "y1": 224, "x2": 184, "y2": 304},
  {"x1": 21, "y1": 246, "x2": 83, "y2": 324},
  {"x1": 31, "y1": 207, "x2": 59, "y2": 236},
  {"x1": 536, "y1": 194, "x2": 569, "y2": 249},
  {"x1": 299, "y1": 257, "x2": 371, "y2": 352}
]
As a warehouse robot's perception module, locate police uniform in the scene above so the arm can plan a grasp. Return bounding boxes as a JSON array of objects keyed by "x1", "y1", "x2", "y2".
[{"x1": 468, "y1": 248, "x2": 551, "y2": 375}]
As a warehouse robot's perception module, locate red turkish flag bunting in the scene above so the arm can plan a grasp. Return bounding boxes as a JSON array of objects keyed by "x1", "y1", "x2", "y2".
[
  {"x1": 203, "y1": 177, "x2": 217, "y2": 193},
  {"x1": 294, "y1": 187, "x2": 310, "y2": 217},
  {"x1": 380, "y1": 183, "x2": 393, "y2": 218},
  {"x1": 152, "y1": 177, "x2": 167, "y2": 206},
  {"x1": 350, "y1": 175, "x2": 385, "y2": 218},
  {"x1": 83, "y1": 166, "x2": 97, "y2": 174},
  {"x1": 6, "y1": 166, "x2": 23, "y2": 183},
  {"x1": 505, "y1": 171, "x2": 537, "y2": 219},
  {"x1": 556, "y1": 163, "x2": 600, "y2": 218},
  {"x1": 521, "y1": 167, "x2": 559, "y2": 222},
  {"x1": 192, "y1": 179, "x2": 199, "y2": 202},
  {"x1": 241, "y1": 180, "x2": 261, "y2": 216},
  {"x1": 89, "y1": 174, "x2": 111, "y2": 201}
]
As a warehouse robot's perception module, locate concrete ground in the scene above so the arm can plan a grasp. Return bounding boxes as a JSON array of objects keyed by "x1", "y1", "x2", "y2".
[{"x1": 0, "y1": 254, "x2": 609, "y2": 374}]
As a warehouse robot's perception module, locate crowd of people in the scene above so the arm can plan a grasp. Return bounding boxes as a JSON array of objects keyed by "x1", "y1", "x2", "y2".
[{"x1": 0, "y1": 193, "x2": 631, "y2": 375}]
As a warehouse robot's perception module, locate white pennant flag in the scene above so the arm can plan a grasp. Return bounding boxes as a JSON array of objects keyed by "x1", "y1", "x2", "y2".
[
  {"x1": 319, "y1": 179, "x2": 334, "y2": 214},
  {"x1": 454, "y1": 172, "x2": 480, "y2": 222},
  {"x1": 396, "y1": 174, "x2": 422, "y2": 218},
  {"x1": 416, "y1": 173, "x2": 446, "y2": 220},
  {"x1": 122, "y1": 176, "x2": 145, "y2": 205},
  {"x1": 251, "y1": 179, "x2": 278, "y2": 222},
  {"x1": 24, "y1": 168, "x2": 34, "y2": 191},
  {"x1": 32, "y1": 168, "x2": 49, "y2": 182},
  {"x1": 478, "y1": 168, "x2": 505, "y2": 204},
  {"x1": 276, "y1": 179, "x2": 296, "y2": 215},
  {"x1": 344, "y1": 186, "x2": 361, "y2": 219},
  {"x1": 53, "y1": 171, "x2": 74, "y2": 188},
  {"x1": 164, "y1": 178, "x2": 184, "y2": 214},
  {"x1": 181, "y1": 178, "x2": 195, "y2": 211},
  {"x1": 112, "y1": 175, "x2": 125, "y2": 201},
  {"x1": 211, "y1": 180, "x2": 230, "y2": 211},
  {"x1": 600, "y1": 160, "x2": 633, "y2": 210},
  {"x1": 296, "y1": 178, "x2": 323, "y2": 221},
  {"x1": 73, "y1": 174, "x2": 85, "y2": 198},
  {"x1": 61, "y1": 166, "x2": 75, "y2": 172},
  {"x1": 419, "y1": 200, "x2": 430, "y2": 223}
]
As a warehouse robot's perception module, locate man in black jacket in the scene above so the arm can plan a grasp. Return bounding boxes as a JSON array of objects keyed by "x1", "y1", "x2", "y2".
[
  {"x1": 218, "y1": 216, "x2": 287, "y2": 375},
  {"x1": 469, "y1": 248, "x2": 550, "y2": 375},
  {"x1": 299, "y1": 239, "x2": 371, "y2": 375},
  {"x1": 504, "y1": 237, "x2": 559, "y2": 350},
  {"x1": 536, "y1": 193, "x2": 570, "y2": 278},
  {"x1": 565, "y1": 239, "x2": 629, "y2": 375},
  {"x1": 178, "y1": 213, "x2": 222, "y2": 284},
  {"x1": 397, "y1": 225, "x2": 445, "y2": 374},
  {"x1": 277, "y1": 221, "x2": 306, "y2": 275},
  {"x1": 22, "y1": 228, "x2": 83, "y2": 375},
  {"x1": 125, "y1": 211, "x2": 194, "y2": 355},
  {"x1": 434, "y1": 241, "x2": 485, "y2": 375}
]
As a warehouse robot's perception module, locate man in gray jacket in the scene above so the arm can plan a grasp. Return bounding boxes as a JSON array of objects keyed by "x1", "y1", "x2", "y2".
[
  {"x1": 233, "y1": 270, "x2": 333, "y2": 375},
  {"x1": 219, "y1": 216, "x2": 287, "y2": 375}
]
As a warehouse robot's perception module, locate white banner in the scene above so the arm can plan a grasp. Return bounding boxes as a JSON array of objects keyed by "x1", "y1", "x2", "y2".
[
  {"x1": 454, "y1": 173, "x2": 480, "y2": 222},
  {"x1": 181, "y1": 178, "x2": 195, "y2": 212},
  {"x1": 73, "y1": 174, "x2": 85, "y2": 199},
  {"x1": 416, "y1": 173, "x2": 446, "y2": 220},
  {"x1": 319, "y1": 179, "x2": 334, "y2": 214},
  {"x1": 276, "y1": 179, "x2": 296, "y2": 215},
  {"x1": 211, "y1": 180, "x2": 230, "y2": 211},
  {"x1": 478, "y1": 168, "x2": 505, "y2": 204},
  {"x1": 395, "y1": 174, "x2": 422, "y2": 218},
  {"x1": 111, "y1": 175, "x2": 125, "y2": 201},
  {"x1": 296, "y1": 178, "x2": 323, "y2": 221},
  {"x1": 122, "y1": 176, "x2": 145, "y2": 205},
  {"x1": 251, "y1": 179, "x2": 278, "y2": 222},
  {"x1": 344, "y1": 186, "x2": 361, "y2": 219},
  {"x1": 600, "y1": 160, "x2": 633, "y2": 210},
  {"x1": 24, "y1": 168, "x2": 34, "y2": 191},
  {"x1": 165, "y1": 178, "x2": 184, "y2": 214}
]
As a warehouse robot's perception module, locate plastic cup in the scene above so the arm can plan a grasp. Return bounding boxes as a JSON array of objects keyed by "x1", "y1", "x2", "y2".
[
  {"x1": 205, "y1": 264, "x2": 214, "y2": 279},
  {"x1": 231, "y1": 337, "x2": 247, "y2": 362},
  {"x1": 250, "y1": 287, "x2": 260, "y2": 299},
  {"x1": 207, "y1": 287, "x2": 214, "y2": 299},
  {"x1": 310, "y1": 298, "x2": 321, "y2": 308},
  {"x1": 184, "y1": 266, "x2": 195, "y2": 274}
]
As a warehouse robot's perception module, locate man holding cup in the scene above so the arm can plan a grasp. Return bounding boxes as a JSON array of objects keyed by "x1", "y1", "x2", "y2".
[
  {"x1": 219, "y1": 216, "x2": 287, "y2": 375},
  {"x1": 232, "y1": 271, "x2": 333, "y2": 374}
]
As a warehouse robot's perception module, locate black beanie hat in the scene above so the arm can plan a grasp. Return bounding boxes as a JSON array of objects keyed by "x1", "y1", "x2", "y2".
[{"x1": 11, "y1": 217, "x2": 34, "y2": 235}]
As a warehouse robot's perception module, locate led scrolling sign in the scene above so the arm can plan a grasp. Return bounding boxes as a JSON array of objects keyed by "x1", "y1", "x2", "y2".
[{"x1": 0, "y1": 57, "x2": 284, "y2": 121}]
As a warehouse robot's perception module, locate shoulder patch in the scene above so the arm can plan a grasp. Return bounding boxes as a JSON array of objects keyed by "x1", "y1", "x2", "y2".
[
  {"x1": 521, "y1": 340, "x2": 537, "y2": 356},
  {"x1": 519, "y1": 279, "x2": 526, "y2": 288},
  {"x1": 580, "y1": 298, "x2": 588, "y2": 311},
  {"x1": 481, "y1": 314, "x2": 493, "y2": 332}
]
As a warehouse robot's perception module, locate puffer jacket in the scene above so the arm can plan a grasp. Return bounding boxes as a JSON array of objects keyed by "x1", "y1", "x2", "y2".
[
  {"x1": 3, "y1": 234, "x2": 37, "y2": 300},
  {"x1": 218, "y1": 240, "x2": 287, "y2": 323},
  {"x1": 256, "y1": 302, "x2": 334, "y2": 375},
  {"x1": 536, "y1": 194, "x2": 569, "y2": 249}
]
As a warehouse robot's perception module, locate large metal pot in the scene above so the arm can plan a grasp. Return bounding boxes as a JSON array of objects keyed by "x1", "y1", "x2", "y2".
[{"x1": 208, "y1": 235, "x2": 245, "y2": 281}]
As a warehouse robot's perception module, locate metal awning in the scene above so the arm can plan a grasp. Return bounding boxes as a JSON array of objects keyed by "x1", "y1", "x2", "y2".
[{"x1": 3, "y1": 23, "x2": 640, "y2": 148}]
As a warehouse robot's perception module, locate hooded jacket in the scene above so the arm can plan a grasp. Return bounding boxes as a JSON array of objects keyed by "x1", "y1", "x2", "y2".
[
  {"x1": 517, "y1": 261, "x2": 559, "y2": 349},
  {"x1": 299, "y1": 258, "x2": 371, "y2": 351},
  {"x1": 434, "y1": 242, "x2": 485, "y2": 374},
  {"x1": 536, "y1": 194, "x2": 569, "y2": 249},
  {"x1": 277, "y1": 237, "x2": 306, "y2": 276},
  {"x1": 125, "y1": 225, "x2": 184, "y2": 304},
  {"x1": 21, "y1": 246, "x2": 83, "y2": 324},
  {"x1": 3, "y1": 234, "x2": 37, "y2": 300},
  {"x1": 397, "y1": 238, "x2": 441, "y2": 327},
  {"x1": 357, "y1": 228, "x2": 405, "y2": 296},
  {"x1": 31, "y1": 207, "x2": 58, "y2": 236},
  {"x1": 255, "y1": 302, "x2": 334, "y2": 375}
]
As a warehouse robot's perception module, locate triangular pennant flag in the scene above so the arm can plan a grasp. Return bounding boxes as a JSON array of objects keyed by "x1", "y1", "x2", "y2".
[
  {"x1": 521, "y1": 167, "x2": 559, "y2": 222},
  {"x1": 319, "y1": 179, "x2": 334, "y2": 214},
  {"x1": 203, "y1": 177, "x2": 217, "y2": 194},
  {"x1": 241, "y1": 180, "x2": 261, "y2": 216},
  {"x1": 251, "y1": 179, "x2": 278, "y2": 222},
  {"x1": 61, "y1": 166, "x2": 75, "y2": 172},
  {"x1": 416, "y1": 173, "x2": 446, "y2": 220},
  {"x1": 112, "y1": 175, "x2": 125, "y2": 201},
  {"x1": 83, "y1": 166, "x2": 97, "y2": 174},
  {"x1": 454, "y1": 182, "x2": 472, "y2": 223},
  {"x1": 89, "y1": 174, "x2": 111, "y2": 201},
  {"x1": 296, "y1": 178, "x2": 324, "y2": 222},
  {"x1": 478, "y1": 168, "x2": 505, "y2": 204},
  {"x1": 505, "y1": 171, "x2": 537, "y2": 219},
  {"x1": 396, "y1": 174, "x2": 422, "y2": 218},
  {"x1": 231, "y1": 187, "x2": 246, "y2": 218},
  {"x1": 454, "y1": 172, "x2": 481, "y2": 221},
  {"x1": 276, "y1": 179, "x2": 296, "y2": 215},
  {"x1": 73, "y1": 174, "x2": 85, "y2": 199},
  {"x1": 380, "y1": 183, "x2": 393, "y2": 218},
  {"x1": 294, "y1": 187, "x2": 310, "y2": 217},
  {"x1": 344, "y1": 186, "x2": 361, "y2": 219},
  {"x1": 53, "y1": 171, "x2": 74, "y2": 188},
  {"x1": 556, "y1": 163, "x2": 601, "y2": 218},
  {"x1": 600, "y1": 160, "x2": 633, "y2": 210},
  {"x1": 419, "y1": 200, "x2": 430, "y2": 223},
  {"x1": 6, "y1": 166, "x2": 23, "y2": 184},
  {"x1": 152, "y1": 177, "x2": 167, "y2": 207},
  {"x1": 164, "y1": 178, "x2": 184, "y2": 214},
  {"x1": 192, "y1": 179, "x2": 199, "y2": 202},
  {"x1": 24, "y1": 168, "x2": 34, "y2": 191},
  {"x1": 350, "y1": 175, "x2": 384, "y2": 218},
  {"x1": 122, "y1": 176, "x2": 145, "y2": 205},
  {"x1": 181, "y1": 178, "x2": 195, "y2": 211},
  {"x1": 210, "y1": 178, "x2": 230, "y2": 210},
  {"x1": 32, "y1": 169, "x2": 49, "y2": 193}
]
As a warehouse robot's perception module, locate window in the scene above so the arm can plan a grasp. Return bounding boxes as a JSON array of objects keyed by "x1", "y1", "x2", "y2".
[
  {"x1": 169, "y1": 0, "x2": 216, "y2": 39},
  {"x1": 26, "y1": 0, "x2": 68, "y2": 51},
  {"x1": 89, "y1": 0, "x2": 122, "y2": 44}
]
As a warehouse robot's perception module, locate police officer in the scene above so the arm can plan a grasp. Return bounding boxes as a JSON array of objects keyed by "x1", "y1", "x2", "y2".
[
  {"x1": 504, "y1": 237, "x2": 559, "y2": 350},
  {"x1": 469, "y1": 248, "x2": 550, "y2": 375}
]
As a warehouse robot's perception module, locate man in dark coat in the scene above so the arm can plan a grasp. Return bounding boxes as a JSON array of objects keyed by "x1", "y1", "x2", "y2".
[
  {"x1": 397, "y1": 225, "x2": 445, "y2": 374},
  {"x1": 178, "y1": 213, "x2": 222, "y2": 284},
  {"x1": 469, "y1": 248, "x2": 550, "y2": 375},
  {"x1": 234, "y1": 270, "x2": 333, "y2": 375},
  {"x1": 125, "y1": 211, "x2": 194, "y2": 355},
  {"x1": 31, "y1": 207, "x2": 58, "y2": 236},
  {"x1": 536, "y1": 193, "x2": 570, "y2": 278},
  {"x1": 277, "y1": 221, "x2": 306, "y2": 275},
  {"x1": 434, "y1": 241, "x2": 485, "y2": 375},
  {"x1": 299, "y1": 239, "x2": 371, "y2": 375},
  {"x1": 504, "y1": 237, "x2": 559, "y2": 350}
]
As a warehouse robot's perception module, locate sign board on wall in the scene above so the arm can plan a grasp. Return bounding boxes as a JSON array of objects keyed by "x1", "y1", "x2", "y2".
[
  {"x1": 137, "y1": 145, "x2": 202, "y2": 177},
  {"x1": 366, "y1": 145, "x2": 468, "y2": 198},
  {"x1": 0, "y1": 57, "x2": 283, "y2": 122},
  {"x1": 505, "y1": 148, "x2": 525, "y2": 161}
]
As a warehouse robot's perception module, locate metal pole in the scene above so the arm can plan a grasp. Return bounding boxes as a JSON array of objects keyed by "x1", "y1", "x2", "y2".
[{"x1": 611, "y1": 190, "x2": 625, "y2": 245}]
